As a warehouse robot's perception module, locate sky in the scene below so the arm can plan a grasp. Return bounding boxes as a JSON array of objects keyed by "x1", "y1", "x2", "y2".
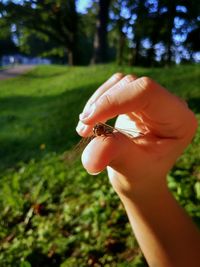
[{"x1": 77, "y1": 0, "x2": 91, "y2": 13}]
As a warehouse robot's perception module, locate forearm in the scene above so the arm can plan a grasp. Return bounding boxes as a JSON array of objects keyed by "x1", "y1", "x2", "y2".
[{"x1": 119, "y1": 178, "x2": 200, "y2": 267}]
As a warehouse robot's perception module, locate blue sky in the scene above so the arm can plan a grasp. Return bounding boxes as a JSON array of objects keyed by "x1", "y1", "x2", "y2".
[{"x1": 77, "y1": 0, "x2": 91, "y2": 13}]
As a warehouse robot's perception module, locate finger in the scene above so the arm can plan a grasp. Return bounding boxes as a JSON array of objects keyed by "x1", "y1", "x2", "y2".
[
  {"x1": 76, "y1": 120, "x2": 93, "y2": 137},
  {"x1": 82, "y1": 74, "x2": 137, "y2": 115},
  {"x1": 81, "y1": 131, "x2": 138, "y2": 174},
  {"x1": 76, "y1": 73, "x2": 124, "y2": 137},
  {"x1": 79, "y1": 77, "x2": 197, "y2": 138},
  {"x1": 81, "y1": 136, "x2": 119, "y2": 174},
  {"x1": 77, "y1": 74, "x2": 137, "y2": 137},
  {"x1": 83, "y1": 73, "x2": 124, "y2": 113}
]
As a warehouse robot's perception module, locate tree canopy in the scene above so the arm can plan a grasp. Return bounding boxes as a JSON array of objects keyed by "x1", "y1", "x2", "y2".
[{"x1": 0, "y1": 0, "x2": 199, "y2": 66}]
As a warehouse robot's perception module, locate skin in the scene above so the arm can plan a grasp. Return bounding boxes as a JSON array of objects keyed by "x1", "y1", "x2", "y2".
[{"x1": 76, "y1": 73, "x2": 200, "y2": 267}]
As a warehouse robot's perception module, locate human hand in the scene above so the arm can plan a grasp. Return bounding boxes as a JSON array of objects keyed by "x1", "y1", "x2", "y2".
[{"x1": 76, "y1": 74, "x2": 197, "y2": 198}]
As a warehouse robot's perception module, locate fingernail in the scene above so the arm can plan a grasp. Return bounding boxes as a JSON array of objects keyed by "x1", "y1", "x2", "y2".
[
  {"x1": 88, "y1": 171, "x2": 101, "y2": 176},
  {"x1": 79, "y1": 103, "x2": 96, "y2": 121},
  {"x1": 76, "y1": 121, "x2": 86, "y2": 133}
]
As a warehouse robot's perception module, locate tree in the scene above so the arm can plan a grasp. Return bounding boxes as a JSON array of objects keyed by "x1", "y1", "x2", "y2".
[
  {"x1": 91, "y1": 0, "x2": 111, "y2": 64},
  {"x1": 186, "y1": 27, "x2": 200, "y2": 53},
  {"x1": 128, "y1": 0, "x2": 149, "y2": 66},
  {"x1": 0, "y1": 15, "x2": 17, "y2": 61},
  {"x1": 184, "y1": 0, "x2": 200, "y2": 57},
  {"x1": 109, "y1": 0, "x2": 130, "y2": 65},
  {"x1": 2, "y1": 0, "x2": 79, "y2": 65},
  {"x1": 156, "y1": 0, "x2": 200, "y2": 64}
]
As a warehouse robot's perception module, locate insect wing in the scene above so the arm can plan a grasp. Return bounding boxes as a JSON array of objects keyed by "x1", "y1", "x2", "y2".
[
  {"x1": 75, "y1": 136, "x2": 94, "y2": 151},
  {"x1": 115, "y1": 127, "x2": 143, "y2": 138},
  {"x1": 98, "y1": 122, "x2": 143, "y2": 138},
  {"x1": 62, "y1": 136, "x2": 93, "y2": 163}
]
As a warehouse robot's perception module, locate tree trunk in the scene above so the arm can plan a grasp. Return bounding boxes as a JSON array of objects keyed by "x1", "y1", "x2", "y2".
[
  {"x1": 147, "y1": 47, "x2": 155, "y2": 66},
  {"x1": 67, "y1": 34, "x2": 77, "y2": 66},
  {"x1": 130, "y1": 0, "x2": 146, "y2": 66},
  {"x1": 165, "y1": 2, "x2": 176, "y2": 65},
  {"x1": 91, "y1": 0, "x2": 111, "y2": 64},
  {"x1": 130, "y1": 37, "x2": 141, "y2": 66},
  {"x1": 116, "y1": 19, "x2": 126, "y2": 65},
  {"x1": 67, "y1": 49, "x2": 74, "y2": 66},
  {"x1": 66, "y1": 0, "x2": 78, "y2": 65}
]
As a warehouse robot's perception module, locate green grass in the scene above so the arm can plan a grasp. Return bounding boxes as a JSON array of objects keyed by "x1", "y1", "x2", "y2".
[{"x1": 0, "y1": 64, "x2": 200, "y2": 267}]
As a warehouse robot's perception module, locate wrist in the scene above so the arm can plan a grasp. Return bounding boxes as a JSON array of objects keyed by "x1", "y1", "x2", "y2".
[{"x1": 117, "y1": 175, "x2": 169, "y2": 206}]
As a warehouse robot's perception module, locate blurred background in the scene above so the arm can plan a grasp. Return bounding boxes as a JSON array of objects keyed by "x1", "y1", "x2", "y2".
[
  {"x1": 0, "y1": 1, "x2": 200, "y2": 267},
  {"x1": 0, "y1": 0, "x2": 199, "y2": 67}
]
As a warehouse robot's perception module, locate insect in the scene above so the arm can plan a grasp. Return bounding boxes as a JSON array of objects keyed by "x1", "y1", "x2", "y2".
[
  {"x1": 76, "y1": 122, "x2": 143, "y2": 151},
  {"x1": 93, "y1": 122, "x2": 114, "y2": 137},
  {"x1": 62, "y1": 122, "x2": 144, "y2": 162},
  {"x1": 92, "y1": 122, "x2": 143, "y2": 139},
  {"x1": 63, "y1": 122, "x2": 143, "y2": 163}
]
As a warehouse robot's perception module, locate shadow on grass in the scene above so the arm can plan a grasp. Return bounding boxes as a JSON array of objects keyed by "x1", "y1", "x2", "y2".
[{"x1": 0, "y1": 84, "x2": 96, "y2": 172}]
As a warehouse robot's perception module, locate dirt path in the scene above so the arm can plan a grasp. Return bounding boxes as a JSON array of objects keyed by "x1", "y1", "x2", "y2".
[{"x1": 0, "y1": 65, "x2": 35, "y2": 80}]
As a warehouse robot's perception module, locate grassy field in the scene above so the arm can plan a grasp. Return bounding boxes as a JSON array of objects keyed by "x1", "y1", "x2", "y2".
[{"x1": 0, "y1": 64, "x2": 200, "y2": 267}]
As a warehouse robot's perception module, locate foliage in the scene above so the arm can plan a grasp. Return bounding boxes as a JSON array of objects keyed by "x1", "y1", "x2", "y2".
[
  {"x1": 0, "y1": 154, "x2": 146, "y2": 266},
  {"x1": 0, "y1": 0, "x2": 200, "y2": 65},
  {"x1": 0, "y1": 17, "x2": 17, "y2": 57},
  {"x1": 1, "y1": 0, "x2": 79, "y2": 65},
  {"x1": 0, "y1": 64, "x2": 199, "y2": 266}
]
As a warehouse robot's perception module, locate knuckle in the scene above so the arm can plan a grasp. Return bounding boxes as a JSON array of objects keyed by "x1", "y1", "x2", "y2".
[
  {"x1": 138, "y1": 76, "x2": 154, "y2": 90},
  {"x1": 98, "y1": 93, "x2": 116, "y2": 109},
  {"x1": 123, "y1": 74, "x2": 136, "y2": 83},
  {"x1": 111, "y1": 72, "x2": 124, "y2": 82},
  {"x1": 117, "y1": 74, "x2": 136, "y2": 88}
]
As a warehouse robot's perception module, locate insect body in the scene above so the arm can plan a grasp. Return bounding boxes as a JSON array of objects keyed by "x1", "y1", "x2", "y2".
[{"x1": 93, "y1": 122, "x2": 114, "y2": 137}]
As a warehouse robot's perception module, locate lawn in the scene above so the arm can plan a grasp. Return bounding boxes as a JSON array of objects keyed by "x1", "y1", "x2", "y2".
[{"x1": 0, "y1": 64, "x2": 200, "y2": 267}]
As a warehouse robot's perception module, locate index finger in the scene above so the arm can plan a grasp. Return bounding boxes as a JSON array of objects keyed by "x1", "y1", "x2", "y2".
[
  {"x1": 79, "y1": 77, "x2": 197, "y2": 138},
  {"x1": 83, "y1": 73, "x2": 124, "y2": 112}
]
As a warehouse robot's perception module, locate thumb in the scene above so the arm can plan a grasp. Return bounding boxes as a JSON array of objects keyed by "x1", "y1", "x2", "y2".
[{"x1": 81, "y1": 134, "x2": 121, "y2": 175}]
